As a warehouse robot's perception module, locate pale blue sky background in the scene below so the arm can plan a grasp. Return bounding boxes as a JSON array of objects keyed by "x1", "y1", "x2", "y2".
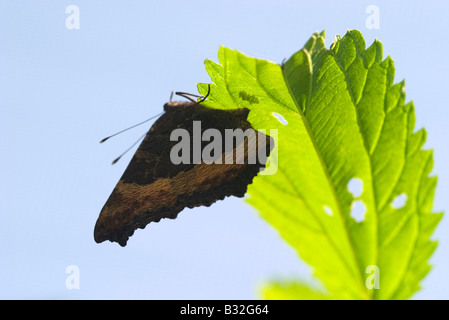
[{"x1": 1, "y1": 0, "x2": 448, "y2": 299}]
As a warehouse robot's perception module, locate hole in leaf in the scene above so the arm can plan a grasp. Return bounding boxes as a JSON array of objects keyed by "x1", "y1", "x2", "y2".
[
  {"x1": 347, "y1": 178, "x2": 363, "y2": 198},
  {"x1": 391, "y1": 193, "x2": 407, "y2": 209},
  {"x1": 350, "y1": 200, "x2": 366, "y2": 222},
  {"x1": 272, "y1": 112, "x2": 288, "y2": 125},
  {"x1": 324, "y1": 205, "x2": 333, "y2": 216}
]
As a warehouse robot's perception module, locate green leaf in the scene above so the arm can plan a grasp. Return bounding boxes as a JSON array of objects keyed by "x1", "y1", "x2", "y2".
[
  {"x1": 261, "y1": 281, "x2": 331, "y2": 300},
  {"x1": 198, "y1": 30, "x2": 442, "y2": 299}
]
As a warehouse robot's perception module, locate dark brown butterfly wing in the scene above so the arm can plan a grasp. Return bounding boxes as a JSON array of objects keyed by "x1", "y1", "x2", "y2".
[{"x1": 94, "y1": 104, "x2": 273, "y2": 246}]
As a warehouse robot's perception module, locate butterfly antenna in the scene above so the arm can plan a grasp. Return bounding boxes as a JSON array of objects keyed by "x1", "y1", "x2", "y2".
[
  {"x1": 174, "y1": 92, "x2": 198, "y2": 103},
  {"x1": 175, "y1": 84, "x2": 211, "y2": 103},
  {"x1": 100, "y1": 112, "x2": 163, "y2": 143},
  {"x1": 111, "y1": 131, "x2": 147, "y2": 165},
  {"x1": 198, "y1": 84, "x2": 211, "y2": 103}
]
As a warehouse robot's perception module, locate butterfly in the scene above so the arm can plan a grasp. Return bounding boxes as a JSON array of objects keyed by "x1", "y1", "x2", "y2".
[{"x1": 94, "y1": 87, "x2": 274, "y2": 246}]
